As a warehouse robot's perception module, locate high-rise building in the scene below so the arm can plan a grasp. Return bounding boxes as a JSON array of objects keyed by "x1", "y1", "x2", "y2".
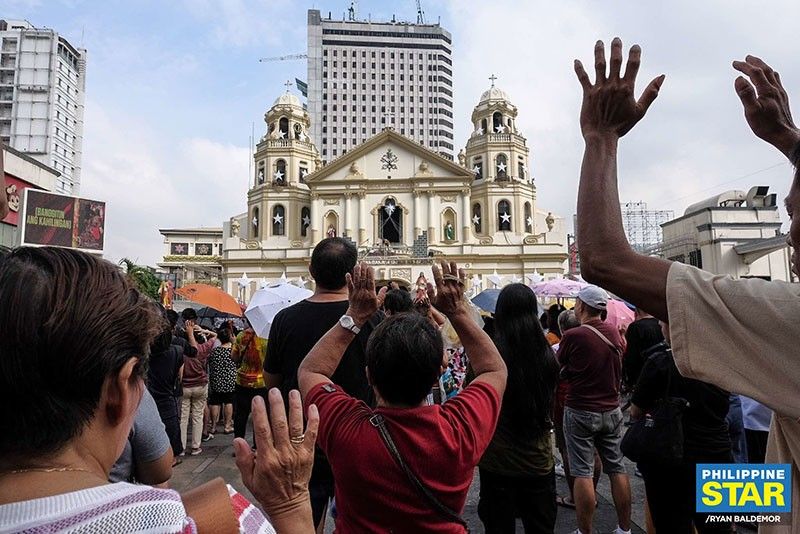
[
  {"x1": 0, "y1": 19, "x2": 86, "y2": 195},
  {"x1": 306, "y1": 9, "x2": 454, "y2": 162}
]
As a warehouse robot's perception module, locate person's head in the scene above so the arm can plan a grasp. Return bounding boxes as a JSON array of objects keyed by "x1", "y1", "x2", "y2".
[
  {"x1": 383, "y1": 288, "x2": 413, "y2": 316},
  {"x1": 309, "y1": 237, "x2": 358, "y2": 290},
  {"x1": 622, "y1": 316, "x2": 666, "y2": 389},
  {"x1": 547, "y1": 303, "x2": 564, "y2": 338},
  {"x1": 165, "y1": 309, "x2": 179, "y2": 329},
  {"x1": 0, "y1": 247, "x2": 162, "y2": 471},
  {"x1": 216, "y1": 325, "x2": 233, "y2": 344},
  {"x1": 557, "y1": 309, "x2": 581, "y2": 334},
  {"x1": 575, "y1": 285, "x2": 608, "y2": 323},
  {"x1": 366, "y1": 313, "x2": 444, "y2": 407},
  {"x1": 181, "y1": 307, "x2": 197, "y2": 322},
  {"x1": 493, "y1": 284, "x2": 559, "y2": 437},
  {"x1": 539, "y1": 311, "x2": 549, "y2": 330}
]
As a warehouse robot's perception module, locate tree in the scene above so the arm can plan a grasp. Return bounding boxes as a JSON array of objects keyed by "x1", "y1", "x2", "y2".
[{"x1": 119, "y1": 258, "x2": 161, "y2": 300}]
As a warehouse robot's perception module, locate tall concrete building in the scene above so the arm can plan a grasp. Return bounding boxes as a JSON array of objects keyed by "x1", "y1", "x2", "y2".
[
  {"x1": 306, "y1": 9, "x2": 454, "y2": 163},
  {"x1": 0, "y1": 19, "x2": 86, "y2": 195}
]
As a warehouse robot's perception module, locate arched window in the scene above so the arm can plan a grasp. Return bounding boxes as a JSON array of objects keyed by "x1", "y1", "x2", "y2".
[
  {"x1": 257, "y1": 161, "x2": 265, "y2": 185},
  {"x1": 480, "y1": 118, "x2": 487, "y2": 134},
  {"x1": 272, "y1": 205, "x2": 285, "y2": 236},
  {"x1": 472, "y1": 203, "x2": 482, "y2": 233},
  {"x1": 492, "y1": 111, "x2": 503, "y2": 133},
  {"x1": 472, "y1": 157, "x2": 483, "y2": 181},
  {"x1": 518, "y1": 158, "x2": 526, "y2": 180},
  {"x1": 252, "y1": 207, "x2": 260, "y2": 238},
  {"x1": 300, "y1": 206, "x2": 311, "y2": 237},
  {"x1": 498, "y1": 200, "x2": 511, "y2": 231},
  {"x1": 294, "y1": 123, "x2": 303, "y2": 140},
  {"x1": 524, "y1": 202, "x2": 533, "y2": 233},
  {"x1": 496, "y1": 154, "x2": 508, "y2": 181},
  {"x1": 278, "y1": 117, "x2": 289, "y2": 137},
  {"x1": 299, "y1": 161, "x2": 308, "y2": 183},
  {"x1": 274, "y1": 159, "x2": 286, "y2": 185},
  {"x1": 379, "y1": 197, "x2": 402, "y2": 244}
]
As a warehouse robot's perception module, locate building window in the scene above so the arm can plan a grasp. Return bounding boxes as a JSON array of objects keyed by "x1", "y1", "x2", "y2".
[
  {"x1": 272, "y1": 205, "x2": 285, "y2": 236},
  {"x1": 195, "y1": 243, "x2": 213, "y2": 256},
  {"x1": 524, "y1": 202, "x2": 533, "y2": 233},
  {"x1": 518, "y1": 159, "x2": 526, "y2": 180},
  {"x1": 252, "y1": 208, "x2": 260, "y2": 238},
  {"x1": 299, "y1": 164, "x2": 308, "y2": 183},
  {"x1": 688, "y1": 249, "x2": 703, "y2": 268},
  {"x1": 170, "y1": 242, "x2": 189, "y2": 255},
  {"x1": 498, "y1": 200, "x2": 512, "y2": 231},
  {"x1": 496, "y1": 154, "x2": 508, "y2": 181},
  {"x1": 379, "y1": 197, "x2": 403, "y2": 244},
  {"x1": 472, "y1": 203, "x2": 482, "y2": 233},
  {"x1": 274, "y1": 159, "x2": 287, "y2": 185},
  {"x1": 301, "y1": 206, "x2": 311, "y2": 237}
]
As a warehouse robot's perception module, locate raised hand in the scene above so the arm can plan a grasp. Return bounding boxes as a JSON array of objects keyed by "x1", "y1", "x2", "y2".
[
  {"x1": 345, "y1": 262, "x2": 387, "y2": 327},
  {"x1": 430, "y1": 261, "x2": 467, "y2": 317},
  {"x1": 235, "y1": 389, "x2": 318, "y2": 522},
  {"x1": 733, "y1": 55, "x2": 800, "y2": 158},
  {"x1": 575, "y1": 38, "x2": 665, "y2": 139}
]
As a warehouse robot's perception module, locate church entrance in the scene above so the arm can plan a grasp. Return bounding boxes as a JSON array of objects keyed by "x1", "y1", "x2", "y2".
[{"x1": 379, "y1": 198, "x2": 402, "y2": 244}]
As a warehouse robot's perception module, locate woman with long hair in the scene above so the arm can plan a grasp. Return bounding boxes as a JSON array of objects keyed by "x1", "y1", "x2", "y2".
[{"x1": 478, "y1": 283, "x2": 560, "y2": 533}]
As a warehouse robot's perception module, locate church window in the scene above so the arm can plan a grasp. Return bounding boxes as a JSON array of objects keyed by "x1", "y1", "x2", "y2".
[
  {"x1": 274, "y1": 159, "x2": 287, "y2": 185},
  {"x1": 518, "y1": 159, "x2": 526, "y2": 180},
  {"x1": 299, "y1": 163, "x2": 308, "y2": 183},
  {"x1": 379, "y1": 197, "x2": 403, "y2": 244},
  {"x1": 272, "y1": 205, "x2": 285, "y2": 236},
  {"x1": 498, "y1": 200, "x2": 512, "y2": 231},
  {"x1": 252, "y1": 207, "x2": 260, "y2": 238},
  {"x1": 496, "y1": 154, "x2": 508, "y2": 181},
  {"x1": 524, "y1": 202, "x2": 533, "y2": 233},
  {"x1": 278, "y1": 117, "x2": 289, "y2": 137},
  {"x1": 472, "y1": 158, "x2": 483, "y2": 180},
  {"x1": 257, "y1": 161, "x2": 265, "y2": 185},
  {"x1": 492, "y1": 111, "x2": 503, "y2": 132},
  {"x1": 472, "y1": 203, "x2": 482, "y2": 233},
  {"x1": 300, "y1": 206, "x2": 311, "y2": 237}
]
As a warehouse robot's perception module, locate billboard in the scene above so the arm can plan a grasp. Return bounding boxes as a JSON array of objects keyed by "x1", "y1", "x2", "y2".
[
  {"x1": 2, "y1": 173, "x2": 41, "y2": 227},
  {"x1": 20, "y1": 189, "x2": 106, "y2": 252}
]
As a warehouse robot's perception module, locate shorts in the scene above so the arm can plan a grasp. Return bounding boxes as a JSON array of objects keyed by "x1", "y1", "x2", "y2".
[
  {"x1": 207, "y1": 391, "x2": 235, "y2": 406},
  {"x1": 564, "y1": 406, "x2": 625, "y2": 477}
]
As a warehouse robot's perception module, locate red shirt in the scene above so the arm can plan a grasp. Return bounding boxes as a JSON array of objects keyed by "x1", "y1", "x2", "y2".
[
  {"x1": 556, "y1": 320, "x2": 623, "y2": 412},
  {"x1": 307, "y1": 380, "x2": 501, "y2": 533}
]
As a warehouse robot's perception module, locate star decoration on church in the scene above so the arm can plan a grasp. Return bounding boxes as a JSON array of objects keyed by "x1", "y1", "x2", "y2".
[
  {"x1": 380, "y1": 148, "x2": 399, "y2": 171},
  {"x1": 472, "y1": 165, "x2": 481, "y2": 176},
  {"x1": 252, "y1": 216, "x2": 258, "y2": 227},
  {"x1": 274, "y1": 170, "x2": 284, "y2": 182},
  {"x1": 475, "y1": 127, "x2": 484, "y2": 135},
  {"x1": 273, "y1": 213, "x2": 284, "y2": 225},
  {"x1": 500, "y1": 212, "x2": 511, "y2": 224},
  {"x1": 495, "y1": 125, "x2": 505, "y2": 133},
  {"x1": 277, "y1": 130, "x2": 286, "y2": 139},
  {"x1": 526, "y1": 216, "x2": 533, "y2": 228},
  {"x1": 173, "y1": 244, "x2": 185, "y2": 254},
  {"x1": 302, "y1": 215, "x2": 311, "y2": 227},
  {"x1": 300, "y1": 169, "x2": 308, "y2": 179},
  {"x1": 197, "y1": 244, "x2": 210, "y2": 255},
  {"x1": 497, "y1": 162, "x2": 507, "y2": 173},
  {"x1": 472, "y1": 214, "x2": 481, "y2": 226},
  {"x1": 299, "y1": 131, "x2": 308, "y2": 142},
  {"x1": 384, "y1": 203, "x2": 396, "y2": 217}
]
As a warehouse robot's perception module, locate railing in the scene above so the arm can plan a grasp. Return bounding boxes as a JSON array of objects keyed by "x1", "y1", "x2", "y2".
[{"x1": 265, "y1": 138, "x2": 314, "y2": 149}]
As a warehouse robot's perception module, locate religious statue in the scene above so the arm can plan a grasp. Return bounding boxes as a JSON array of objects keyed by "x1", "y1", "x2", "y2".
[
  {"x1": 457, "y1": 149, "x2": 466, "y2": 167},
  {"x1": 230, "y1": 217, "x2": 240, "y2": 237},
  {"x1": 414, "y1": 273, "x2": 430, "y2": 305},
  {"x1": 444, "y1": 221, "x2": 455, "y2": 241},
  {"x1": 546, "y1": 212, "x2": 555, "y2": 232},
  {"x1": 158, "y1": 280, "x2": 173, "y2": 309},
  {"x1": 326, "y1": 224, "x2": 337, "y2": 238}
]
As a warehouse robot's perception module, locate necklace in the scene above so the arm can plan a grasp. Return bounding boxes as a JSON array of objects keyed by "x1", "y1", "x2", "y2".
[{"x1": 7, "y1": 466, "x2": 92, "y2": 475}]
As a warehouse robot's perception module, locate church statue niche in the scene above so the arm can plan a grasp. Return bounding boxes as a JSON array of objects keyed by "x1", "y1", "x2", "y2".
[
  {"x1": 444, "y1": 221, "x2": 455, "y2": 241},
  {"x1": 379, "y1": 197, "x2": 402, "y2": 244},
  {"x1": 294, "y1": 123, "x2": 303, "y2": 140},
  {"x1": 327, "y1": 225, "x2": 337, "y2": 238},
  {"x1": 442, "y1": 208, "x2": 457, "y2": 242}
]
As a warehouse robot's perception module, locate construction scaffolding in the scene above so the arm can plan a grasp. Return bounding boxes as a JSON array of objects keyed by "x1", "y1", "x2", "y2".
[{"x1": 621, "y1": 201, "x2": 674, "y2": 254}]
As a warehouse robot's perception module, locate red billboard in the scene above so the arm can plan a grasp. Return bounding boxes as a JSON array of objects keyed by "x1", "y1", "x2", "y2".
[
  {"x1": 2, "y1": 173, "x2": 40, "y2": 227},
  {"x1": 20, "y1": 189, "x2": 106, "y2": 252}
]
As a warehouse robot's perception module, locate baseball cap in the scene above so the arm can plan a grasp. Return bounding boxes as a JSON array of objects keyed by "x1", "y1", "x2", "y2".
[{"x1": 577, "y1": 285, "x2": 609, "y2": 310}]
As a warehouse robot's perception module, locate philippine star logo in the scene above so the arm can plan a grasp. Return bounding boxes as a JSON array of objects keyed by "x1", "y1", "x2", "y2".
[{"x1": 697, "y1": 464, "x2": 792, "y2": 526}]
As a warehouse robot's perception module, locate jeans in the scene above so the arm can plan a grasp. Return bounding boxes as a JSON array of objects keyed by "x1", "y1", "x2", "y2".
[
  {"x1": 180, "y1": 384, "x2": 208, "y2": 450},
  {"x1": 233, "y1": 385, "x2": 269, "y2": 440},
  {"x1": 727, "y1": 395, "x2": 748, "y2": 463},
  {"x1": 564, "y1": 406, "x2": 625, "y2": 477},
  {"x1": 478, "y1": 468, "x2": 557, "y2": 534},
  {"x1": 154, "y1": 395, "x2": 183, "y2": 457}
]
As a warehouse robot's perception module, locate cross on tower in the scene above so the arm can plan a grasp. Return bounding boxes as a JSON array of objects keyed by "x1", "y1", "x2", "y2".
[
  {"x1": 284, "y1": 79, "x2": 293, "y2": 91},
  {"x1": 489, "y1": 73, "x2": 498, "y2": 87}
]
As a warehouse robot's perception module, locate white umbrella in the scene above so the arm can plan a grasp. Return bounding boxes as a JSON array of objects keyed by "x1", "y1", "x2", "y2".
[{"x1": 245, "y1": 282, "x2": 313, "y2": 338}]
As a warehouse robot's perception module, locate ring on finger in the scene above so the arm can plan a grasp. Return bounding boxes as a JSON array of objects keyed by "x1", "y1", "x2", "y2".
[
  {"x1": 290, "y1": 434, "x2": 305, "y2": 444},
  {"x1": 442, "y1": 274, "x2": 459, "y2": 282}
]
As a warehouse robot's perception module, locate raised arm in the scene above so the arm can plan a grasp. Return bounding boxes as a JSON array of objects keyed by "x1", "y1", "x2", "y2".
[
  {"x1": 430, "y1": 261, "x2": 507, "y2": 396},
  {"x1": 574, "y1": 38, "x2": 671, "y2": 320},
  {"x1": 298, "y1": 263, "x2": 386, "y2": 399}
]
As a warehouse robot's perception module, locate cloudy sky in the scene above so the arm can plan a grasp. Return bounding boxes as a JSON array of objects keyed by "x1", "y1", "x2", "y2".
[{"x1": 6, "y1": 0, "x2": 799, "y2": 265}]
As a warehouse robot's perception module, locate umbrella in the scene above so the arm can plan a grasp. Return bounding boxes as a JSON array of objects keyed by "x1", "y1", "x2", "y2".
[
  {"x1": 605, "y1": 299, "x2": 635, "y2": 331},
  {"x1": 245, "y1": 282, "x2": 314, "y2": 338},
  {"x1": 471, "y1": 289, "x2": 502, "y2": 314},
  {"x1": 175, "y1": 283, "x2": 243, "y2": 316},
  {"x1": 531, "y1": 278, "x2": 588, "y2": 298}
]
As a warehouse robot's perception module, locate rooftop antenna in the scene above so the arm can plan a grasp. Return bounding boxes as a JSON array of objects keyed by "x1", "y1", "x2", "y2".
[{"x1": 416, "y1": 0, "x2": 425, "y2": 24}]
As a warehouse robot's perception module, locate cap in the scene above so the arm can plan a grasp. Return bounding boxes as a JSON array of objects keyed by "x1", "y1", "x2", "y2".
[{"x1": 577, "y1": 285, "x2": 609, "y2": 310}]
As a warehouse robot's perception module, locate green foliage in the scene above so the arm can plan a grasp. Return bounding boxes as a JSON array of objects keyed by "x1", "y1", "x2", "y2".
[{"x1": 119, "y1": 258, "x2": 161, "y2": 300}]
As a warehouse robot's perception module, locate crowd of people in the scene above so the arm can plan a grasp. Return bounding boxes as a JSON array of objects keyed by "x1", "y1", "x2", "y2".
[{"x1": 1, "y1": 37, "x2": 799, "y2": 534}]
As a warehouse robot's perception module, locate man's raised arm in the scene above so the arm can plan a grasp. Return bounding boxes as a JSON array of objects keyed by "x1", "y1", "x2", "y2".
[{"x1": 574, "y1": 38, "x2": 671, "y2": 320}]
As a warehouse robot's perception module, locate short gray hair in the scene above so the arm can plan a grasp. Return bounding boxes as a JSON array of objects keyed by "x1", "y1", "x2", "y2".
[{"x1": 558, "y1": 309, "x2": 580, "y2": 333}]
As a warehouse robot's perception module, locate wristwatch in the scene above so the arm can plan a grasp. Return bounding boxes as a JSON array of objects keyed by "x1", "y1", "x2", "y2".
[{"x1": 339, "y1": 315, "x2": 361, "y2": 335}]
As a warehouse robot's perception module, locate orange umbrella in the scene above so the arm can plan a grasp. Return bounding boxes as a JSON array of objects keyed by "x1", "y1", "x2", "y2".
[{"x1": 175, "y1": 284, "x2": 242, "y2": 316}]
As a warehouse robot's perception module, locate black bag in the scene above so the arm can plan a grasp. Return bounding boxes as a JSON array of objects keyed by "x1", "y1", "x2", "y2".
[{"x1": 621, "y1": 358, "x2": 689, "y2": 466}]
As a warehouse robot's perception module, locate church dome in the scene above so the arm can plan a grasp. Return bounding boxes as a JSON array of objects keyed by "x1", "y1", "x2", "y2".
[
  {"x1": 272, "y1": 91, "x2": 302, "y2": 107},
  {"x1": 479, "y1": 86, "x2": 511, "y2": 104}
]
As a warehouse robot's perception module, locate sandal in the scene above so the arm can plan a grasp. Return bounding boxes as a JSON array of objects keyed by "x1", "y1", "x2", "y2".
[{"x1": 556, "y1": 495, "x2": 576, "y2": 509}]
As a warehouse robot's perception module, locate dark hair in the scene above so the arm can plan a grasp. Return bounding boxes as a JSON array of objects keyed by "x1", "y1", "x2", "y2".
[
  {"x1": 623, "y1": 318, "x2": 665, "y2": 391},
  {"x1": 546, "y1": 304, "x2": 565, "y2": 338},
  {"x1": 181, "y1": 307, "x2": 198, "y2": 321},
  {"x1": 0, "y1": 247, "x2": 162, "y2": 469},
  {"x1": 217, "y1": 325, "x2": 232, "y2": 344},
  {"x1": 383, "y1": 289, "x2": 412, "y2": 315},
  {"x1": 165, "y1": 309, "x2": 179, "y2": 328},
  {"x1": 150, "y1": 305, "x2": 173, "y2": 354},
  {"x1": 493, "y1": 284, "x2": 559, "y2": 438},
  {"x1": 539, "y1": 312, "x2": 548, "y2": 330},
  {"x1": 310, "y1": 237, "x2": 357, "y2": 290},
  {"x1": 366, "y1": 313, "x2": 443, "y2": 406}
]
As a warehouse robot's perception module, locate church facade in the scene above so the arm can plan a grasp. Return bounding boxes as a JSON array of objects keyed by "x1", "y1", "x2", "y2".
[{"x1": 220, "y1": 85, "x2": 568, "y2": 300}]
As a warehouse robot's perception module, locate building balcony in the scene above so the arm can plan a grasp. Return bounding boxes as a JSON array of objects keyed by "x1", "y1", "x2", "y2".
[{"x1": 262, "y1": 138, "x2": 315, "y2": 150}]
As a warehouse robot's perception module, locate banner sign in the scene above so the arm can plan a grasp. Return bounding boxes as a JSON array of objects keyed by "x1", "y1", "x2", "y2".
[
  {"x1": 20, "y1": 189, "x2": 106, "y2": 252},
  {"x1": 2, "y1": 173, "x2": 40, "y2": 227}
]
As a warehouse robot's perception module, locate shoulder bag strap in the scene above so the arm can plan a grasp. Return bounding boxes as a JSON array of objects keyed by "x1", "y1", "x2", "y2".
[
  {"x1": 369, "y1": 414, "x2": 469, "y2": 531},
  {"x1": 581, "y1": 324, "x2": 621, "y2": 355},
  {"x1": 180, "y1": 477, "x2": 240, "y2": 534}
]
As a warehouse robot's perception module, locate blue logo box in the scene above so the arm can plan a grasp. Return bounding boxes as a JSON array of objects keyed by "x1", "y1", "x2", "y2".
[{"x1": 696, "y1": 464, "x2": 791, "y2": 513}]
